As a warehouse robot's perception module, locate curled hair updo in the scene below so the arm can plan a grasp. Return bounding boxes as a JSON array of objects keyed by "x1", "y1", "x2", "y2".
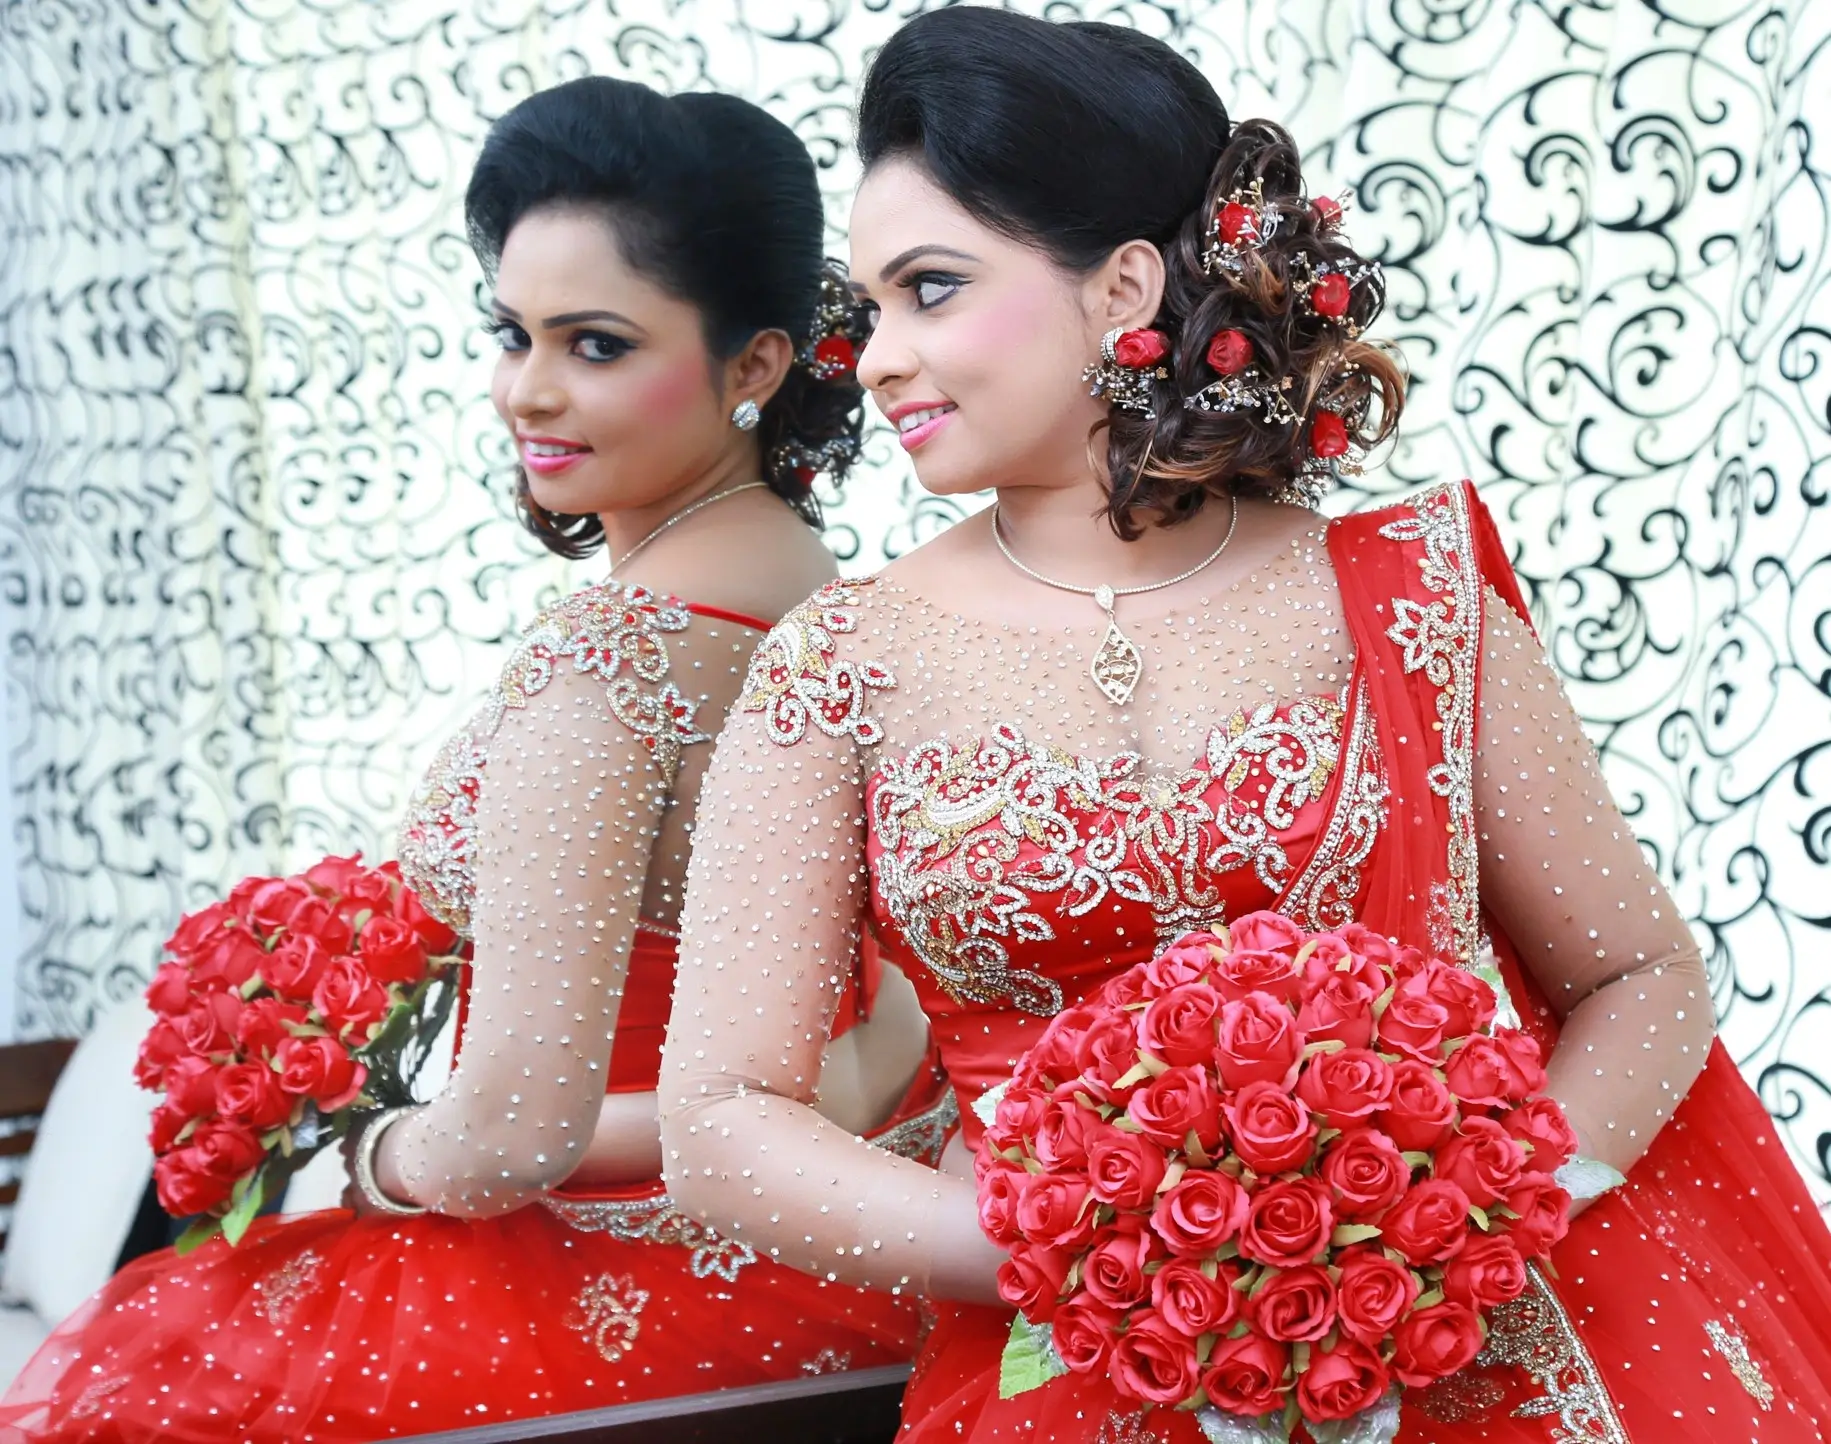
[
  {"x1": 857, "y1": 11, "x2": 1404, "y2": 538},
  {"x1": 466, "y1": 77, "x2": 868, "y2": 557}
]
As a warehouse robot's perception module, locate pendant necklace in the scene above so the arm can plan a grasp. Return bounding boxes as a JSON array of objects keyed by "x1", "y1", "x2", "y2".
[
  {"x1": 609, "y1": 481, "x2": 769, "y2": 575},
  {"x1": 990, "y1": 495, "x2": 1239, "y2": 707}
]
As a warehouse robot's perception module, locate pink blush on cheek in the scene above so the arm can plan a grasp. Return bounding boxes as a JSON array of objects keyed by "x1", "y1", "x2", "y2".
[{"x1": 631, "y1": 358, "x2": 711, "y2": 423}]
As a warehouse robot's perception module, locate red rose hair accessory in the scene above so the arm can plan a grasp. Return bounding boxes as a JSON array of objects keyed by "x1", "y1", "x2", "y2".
[
  {"x1": 1083, "y1": 326, "x2": 1171, "y2": 415},
  {"x1": 1311, "y1": 192, "x2": 1350, "y2": 230},
  {"x1": 1202, "y1": 179, "x2": 1281, "y2": 277},
  {"x1": 798, "y1": 259, "x2": 867, "y2": 381},
  {"x1": 1184, "y1": 326, "x2": 1299, "y2": 423},
  {"x1": 1293, "y1": 257, "x2": 1383, "y2": 338}
]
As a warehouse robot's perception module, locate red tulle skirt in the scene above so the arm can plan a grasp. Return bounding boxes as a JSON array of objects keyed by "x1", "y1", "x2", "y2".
[
  {"x1": 0, "y1": 1193, "x2": 922, "y2": 1443},
  {"x1": 897, "y1": 1046, "x2": 1831, "y2": 1443}
]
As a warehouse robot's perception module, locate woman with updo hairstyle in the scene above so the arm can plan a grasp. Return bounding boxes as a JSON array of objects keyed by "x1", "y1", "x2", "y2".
[
  {"x1": 661, "y1": 11, "x2": 1831, "y2": 1443},
  {"x1": 0, "y1": 77, "x2": 946, "y2": 1443}
]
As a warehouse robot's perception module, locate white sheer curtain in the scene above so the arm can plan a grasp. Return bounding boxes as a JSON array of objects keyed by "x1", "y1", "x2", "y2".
[{"x1": 0, "y1": 0, "x2": 1825, "y2": 1201}]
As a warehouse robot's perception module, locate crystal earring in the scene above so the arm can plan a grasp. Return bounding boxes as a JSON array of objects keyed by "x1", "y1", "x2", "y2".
[{"x1": 731, "y1": 399, "x2": 761, "y2": 432}]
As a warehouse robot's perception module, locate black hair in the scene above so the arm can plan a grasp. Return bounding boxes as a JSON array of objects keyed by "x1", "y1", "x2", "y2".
[
  {"x1": 466, "y1": 77, "x2": 866, "y2": 557},
  {"x1": 857, "y1": 11, "x2": 1401, "y2": 537}
]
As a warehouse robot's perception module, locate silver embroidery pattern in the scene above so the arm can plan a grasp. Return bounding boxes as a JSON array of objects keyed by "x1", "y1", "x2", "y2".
[
  {"x1": 800, "y1": 1348, "x2": 853, "y2": 1375},
  {"x1": 1378, "y1": 483, "x2": 1484, "y2": 967},
  {"x1": 741, "y1": 578, "x2": 894, "y2": 747},
  {"x1": 1705, "y1": 1317, "x2": 1775, "y2": 1410},
  {"x1": 397, "y1": 582, "x2": 704, "y2": 935},
  {"x1": 542, "y1": 1194, "x2": 760, "y2": 1284},
  {"x1": 872, "y1": 703, "x2": 1372, "y2": 1017},
  {"x1": 67, "y1": 1375, "x2": 129, "y2": 1420},
  {"x1": 1477, "y1": 1263, "x2": 1630, "y2": 1443},
  {"x1": 1281, "y1": 679, "x2": 1388, "y2": 929},
  {"x1": 251, "y1": 1247, "x2": 325, "y2": 1326},
  {"x1": 867, "y1": 1087, "x2": 959, "y2": 1168}
]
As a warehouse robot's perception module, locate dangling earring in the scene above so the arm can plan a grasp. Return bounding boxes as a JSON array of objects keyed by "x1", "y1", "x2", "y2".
[
  {"x1": 731, "y1": 399, "x2": 761, "y2": 432},
  {"x1": 1082, "y1": 327, "x2": 1171, "y2": 416}
]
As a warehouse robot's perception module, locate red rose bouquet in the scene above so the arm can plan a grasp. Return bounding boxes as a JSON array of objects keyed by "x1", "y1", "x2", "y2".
[
  {"x1": 979, "y1": 912, "x2": 1587, "y2": 1442},
  {"x1": 135, "y1": 854, "x2": 465, "y2": 1250}
]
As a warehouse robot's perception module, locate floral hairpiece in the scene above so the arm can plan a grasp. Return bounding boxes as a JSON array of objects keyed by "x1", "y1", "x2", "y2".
[
  {"x1": 770, "y1": 434, "x2": 859, "y2": 492},
  {"x1": 1084, "y1": 326, "x2": 1171, "y2": 415},
  {"x1": 1201, "y1": 180, "x2": 1281, "y2": 277},
  {"x1": 1182, "y1": 328, "x2": 1299, "y2": 423},
  {"x1": 1292, "y1": 256, "x2": 1382, "y2": 338},
  {"x1": 799, "y1": 259, "x2": 865, "y2": 381}
]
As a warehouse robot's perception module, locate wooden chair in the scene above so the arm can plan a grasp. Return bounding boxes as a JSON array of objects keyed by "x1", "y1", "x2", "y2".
[
  {"x1": 0, "y1": 1039, "x2": 79, "y2": 1255},
  {"x1": 395, "y1": 1363, "x2": 912, "y2": 1444}
]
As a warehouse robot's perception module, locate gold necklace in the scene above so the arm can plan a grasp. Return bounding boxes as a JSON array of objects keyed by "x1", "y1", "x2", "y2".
[
  {"x1": 609, "y1": 481, "x2": 769, "y2": 575},
  {"x1": 990, "y1": 495, "x2": 1239, "y2": 706}
]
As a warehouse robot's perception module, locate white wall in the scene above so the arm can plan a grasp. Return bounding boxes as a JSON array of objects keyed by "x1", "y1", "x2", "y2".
[{"x1": 0, "y1": 690, "x2": 16, "y2": 1043}]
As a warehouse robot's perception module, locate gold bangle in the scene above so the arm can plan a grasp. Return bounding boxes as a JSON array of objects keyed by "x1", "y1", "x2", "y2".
[{"x1": 352, "y1": 1106, "x2": 428, "y2": 1216}]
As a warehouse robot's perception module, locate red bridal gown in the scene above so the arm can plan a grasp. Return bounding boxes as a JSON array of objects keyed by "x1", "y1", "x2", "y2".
[
  {"x1": 660, "y1": 484, "x2": 1831, "y2": 1444},
  {"x1": 0, "y1": 582, "x2": 952, "y2": 1443}
]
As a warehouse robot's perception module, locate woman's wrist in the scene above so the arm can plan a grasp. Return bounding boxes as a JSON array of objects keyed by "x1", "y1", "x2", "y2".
[{"x1": 353, "y1": 1105, "x2": 428, "y2": 1215}]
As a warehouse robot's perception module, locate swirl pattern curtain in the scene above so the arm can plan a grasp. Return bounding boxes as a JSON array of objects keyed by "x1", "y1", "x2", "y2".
[{"x1": 1, "y1": 0, "x2": 1826, "y2": 1202}]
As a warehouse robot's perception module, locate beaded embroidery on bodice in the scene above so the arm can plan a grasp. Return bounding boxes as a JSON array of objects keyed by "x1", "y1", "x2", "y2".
[{"x1": 397, "y1": 581, "x2": 710, "y2": 938}]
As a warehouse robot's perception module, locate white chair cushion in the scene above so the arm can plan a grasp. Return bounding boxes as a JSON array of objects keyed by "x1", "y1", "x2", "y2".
[
  {"x1": 1, "y1": 1002, "x2": 157, "y2": 1327},
  {"x1": 0, "y1": 1303, "x2": 51, "y2": 1395},
  {"x1": 278, "y1": 1139, "x2": 349, "y2": 1215}
]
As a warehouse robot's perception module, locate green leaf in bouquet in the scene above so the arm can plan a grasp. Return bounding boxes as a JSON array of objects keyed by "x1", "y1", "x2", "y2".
[
  {"x1": 1413, "y1": 1286, "x2": 1444, "y2": 1309},
  {"x1": 1183, "y1": 1132, "x2": 1212, "y2": 1166},
  {"x1": 1315, "y1": 1128, "x2": 1343, "y2": 1148},
  {"x1": 1114, "y1": 1060, "x2": 1155, "y2": 1090},
  {"x1": 173, "y1": 1217, "x2": 223, "y2": 1256},
  {"x1": 997, "y1": 1315, "x2": 1067, "y2": 1399},
  {"x1": 1159, "y1": 1159, "x2": 1188, "y2": 1194},
  {"x1": 1194, "y1": 1404, "x2": 1290, "y2": 1443},
  {"x1": 239, "y1": 975, "x2": 266, "y2": 1001},
  {"x1": 1301, "y1": 1039, "x2": 1346, "y2": 1060},
  {"x1": 1401, "y1": 1151, "x2": 1433, "y2": 1172},
  {"x1": 1371, "y1": 984, "x2": 1395, "y2": 1019},
  {"x1": 1305, "y1": 1390, "x2": 1402, "y2": 1444},
  {"x1": 1467, "y1": 1203, "x2": 1490, "y2": 1231},
  {"x1": 1554, "y1": 1155, "x2": 1626, "y2": 1202},
  {"x1": 1331, "y1": 1223, "x2": 1382, "y2": 1246},
  {"x1": 221, "y1": 1172, "x2": 265, "y2": 1246}
]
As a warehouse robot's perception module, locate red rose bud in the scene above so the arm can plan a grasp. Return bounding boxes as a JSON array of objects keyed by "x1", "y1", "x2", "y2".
[
  {"x1": 1311, "y1": 195, "x2": 1344, "y2": 228},
  {"x1": 1309, "y1": 410, "x2": 1351, "y2": 460},
  {"x1": 1110, "y1": 1309, "x2": 1202, "y2": 1406},
  {"x1": 1205, "y1": 328, "x2": 1254, "y2": 375},
  {"x1": 1296, "y1": 1047, "x2": 1393, "y2": 1128},
  {"x1": 1381, "y1": 1178, "x2": 1474, "y2": 1266},
  {"x1": 1403, "y1": 960, "x2": 1497, "y2": 1038},
  {"x1": 302, "y1": 852, "x2": 367, "y2": 894},
  {"x1": 1497, "y1": 1175, "x2": 1572, "y2": 1259},
  {"x1": 1334, "y1": 1247, "x2": 1420, "y2": 1344},
  {"x1": 190, "y1": 1118, "x2": 265, "y2": 1182},
  {"x1": 1137, "y1": 983, "x2": 1224, "y2": 1068},
  {"x1": 1014, "y1": 1173, "x2": 1098, "y2": 1252},
  {"x1": 134, "y1": 1019, "x2": 189, "y2": 1091},
  {"x1": 213, "y1": 1060, "x2": 293, "y2": 1130},
  {"x1": 1295, "y1": 973, "x2": 1378, "y2": 1049},
  {"x1": 161, "y1": 1056, "x2": 222, "y2": 1119},
  {"x1": 1150, "y1": 1258, "x2": 1242, "y2": 1336},
  {"x1": 1319, "y1": 1126, "x2": 1412, "y2": 1219},
  {"x1": 358, "y1": 914, "x2": 428, "y2": 987},
  {"x1": 1238, "y1": 1177, "x2": 1335, "y2": 1267},
  {"x1": 976, "y1": 1162, "x2": 1028, "y2": 1246},
  {"x1": 1032, "y1": 1090, "x2": 1100, "y2": 1173},
  {"x1": 1391, "y1": 1301, "x2": 1485, "y2": 1386},
  {"x1": 1082, "y1": 1226, "x2": 1158, "y2": 1309},
  {"x1": 145, "y1": 962, "x2": 194, "y2": 1017},
  {"x1": 1023, "y1": 1005, "x2": 1096, "y2": 1086},
  {"x1": 312, "y1": 957, "x2": 391, "y2": 1041},
  {"x1": 1051, "y1": 1297, "x2": 1122, "y2": 1374},
  {"x1": 176, "y1": 992, "x2": 242, "y2": 1058},
  {"x1": 262, "y1": 934, "x2": 335, "y2": 1004},
  {"x1": 1298, "y1": 1338, "x2": 1390, "y2": 1422},
  {"x1": 1228, "y1": 911, "x2": 1309, "y2": 959},
  {"x1": 1150, "y1": 1172, "x2": 1250, "y2": 1258},
  {"x1": 154, "y1": 1145, "x2": 234, "y2": 1217},
  {"x1": 148, "y1": 1100, "x2": 192, "y2": 1154},
  {"x1": 274, "y1": 1035, "x2": 366, "y2": 1111},
  {"x1": 394, "y1": 883, "x2": 459, "y2": 956},
  {"x1": 813, "y1": 335, "x2": 857, "y2": 373},
  {"x1": 1215, "y1": 992, "x2": 1303, "y2": 1090},
  {"x1": 1435, "y1": 1115, "x2": 1528, "y2": 1207},
  {"x1": 1126, "y1": 1065, "x2": 1223, "y2": 1151},
  {"x1": 1210, "y1": 949, "x2": 1303, "y2": 1005},
  {"x1": 235, "y1": 998, "x2": 309, "y2": 1059},
  {"x1": 163, "y1": 901, "x2": 238, "y2": 960},
  {"x1": 1495, "y1": 1028, "x2": 1548, "y2": 1099},
  {"x1": 1085, "y1": 1129, "x2": 1169, "y2": 1210},
  {"x1": 1251, "y1": 1262, "x2": 1337, "y2": 1343},
  {"x1": 1378, "y1": 1059, "x2": 1459, "y2": 1151},
  {"x1": 1311, "y1": 273, "x2": 1353, "y2": 318},
  {"x1": 1224, "y1": 1080, "x2": 1318, "y2": 1173},
  {"x1": 1440, "y1": 1034, "x2": 1517, "y2": 1112},
  {"x1": 1074, "y1": 1010, "x2": 1144, "y2": 1096},
  {"x1": 1112, "y1": 328, "x2": 1169, "y2": 369},
  {"x1": 1142, "y1": 939, "x2": 1213, "y2": 994},
  {"x1": 996, "y1": 1241, "x2": 1071, "y2": 1322},
  {"x1": 1200, "y1": 1330, "x2": 1290, "y2": 1417},
  {"x1": 1375, "y1": 984, "x2": 1450, "y2": 1062},
  {"x1": 1502, "y1": 1096, "x2": 1581, "y2": 1175},
  {"x1": 1218, "y1": 201, "x2": 1261, "y2": 247},
  {"x1": 1443, "y1": 1232, "x2": 1530, "y2": 1309}
]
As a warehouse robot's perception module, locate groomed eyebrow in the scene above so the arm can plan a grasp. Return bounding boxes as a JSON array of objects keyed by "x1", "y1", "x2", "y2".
[
  {"x1": 489, "y1": 300, "x2": 640, "y2": 330},
  {"x1": 849, "y1": 244, "x2": 984, "y2": 295}
]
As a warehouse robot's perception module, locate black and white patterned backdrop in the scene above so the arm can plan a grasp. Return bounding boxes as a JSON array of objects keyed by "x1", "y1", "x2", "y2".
[{"x1": 1, "y1": 0, "x2": 1826, "y2": 1201}]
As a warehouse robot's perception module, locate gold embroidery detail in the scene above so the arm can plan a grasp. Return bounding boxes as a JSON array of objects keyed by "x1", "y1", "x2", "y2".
[
  {"x1": 1413, "y1": 1370, "x2": 1507, "y2": 1423},
  {"x1": 800, "y1": 1348, "x2": 853, "y2": 1375},
  {"x1": 251, "y1": 1247, "x2": 325, "y2": 1326},
  {"x1": 542, "y1": 1194, "x2": 759, "y2": 1283},
  {"x1": 1279, "y1": 678, "x2": 1387, "y2": 930},
  {"x1": 1093, "y1": 1410, "x2": 1164, "y2": 1444},
  {"x1": 398, "y1": 583, "x2": 704, "y2": 934},
  {"x1": 1705, "y1": 1318, "x2": 1774, "y2": 1410},
  {"x1": 873, "y1": 701, "x2": 1374, "y2": 1017},
  {"x1": 742, "y1": 578, "x2": 894, "y2": 747},
  {"x1": 870, "y1": 1087, "x2": 960, "y2": 1168},
  {"x1": 1378, "y1": 484, "x2": 1483, "y2": 966},
  {"x1": 1478, "y1": 1262, "x2": 1629, "y2": 1442},
  {"x1": 566, "y1": 1272, "x2": 648, "y2": 1364}
]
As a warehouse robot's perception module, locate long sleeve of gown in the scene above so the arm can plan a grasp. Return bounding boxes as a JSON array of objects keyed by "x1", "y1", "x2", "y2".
[
  {"x1": 661, "y1": 666, "x2": 1004, "y2": 1302},
  {"x1": 385, "y1": 662, "x2": 669, "y2": 1217},
  {"x1": 1474, "y1": 586, "x2": 1714, "y2": 1181}
]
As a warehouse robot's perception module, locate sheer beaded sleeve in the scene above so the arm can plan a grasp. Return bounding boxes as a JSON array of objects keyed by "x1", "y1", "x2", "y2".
[
  {"x1": 383, "y1": 657, "x2": 670, "y2": 1217},
  {"x1": 661, "y1": 588, "x2": 1005, "y2": 1301},
  {"x1": 1475, "y1": 585, "x2": 1714, "y2": 1184}
]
